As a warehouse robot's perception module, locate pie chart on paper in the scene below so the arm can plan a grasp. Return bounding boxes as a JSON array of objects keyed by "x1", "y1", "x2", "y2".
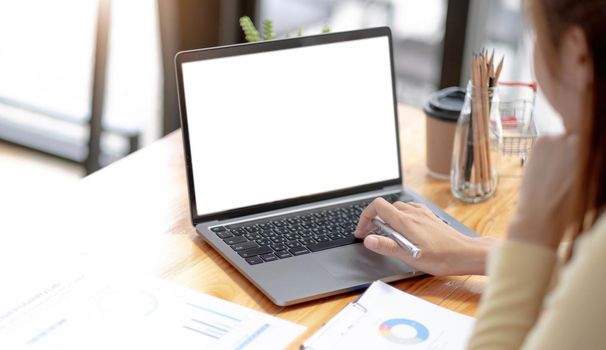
[{"x1": 378, "y1": 318, "x2": 430, "y2": 345}]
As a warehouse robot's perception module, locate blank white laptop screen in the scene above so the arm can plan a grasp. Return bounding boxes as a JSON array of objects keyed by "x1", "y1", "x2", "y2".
[{"x1": 182, "y1": 36, "x2": 400, "y2": 216}]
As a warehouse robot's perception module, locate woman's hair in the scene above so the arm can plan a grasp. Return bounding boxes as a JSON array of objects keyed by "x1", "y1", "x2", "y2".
[{"x1": 531, "y1": 0, "x2": 606, "y2": 229}]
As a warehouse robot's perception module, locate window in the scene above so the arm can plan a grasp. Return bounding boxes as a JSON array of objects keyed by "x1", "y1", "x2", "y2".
[{"x1": 258, "y1": 0, "x2": 448, "y2": 107}]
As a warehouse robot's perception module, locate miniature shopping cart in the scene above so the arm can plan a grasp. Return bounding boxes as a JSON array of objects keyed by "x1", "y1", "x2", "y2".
[{"x1": 497, "y1": 82, "x2": 538, "y2": 173}]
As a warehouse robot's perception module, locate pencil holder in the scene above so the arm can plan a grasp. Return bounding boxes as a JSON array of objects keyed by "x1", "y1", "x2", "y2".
[{"x1": 450, "y1": 81, "x2": 502, "y2": 203}]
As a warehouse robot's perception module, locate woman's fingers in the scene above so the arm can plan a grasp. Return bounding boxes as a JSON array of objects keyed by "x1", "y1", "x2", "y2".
[
  {"x1": 406, "y1": 202, "x2": 425, "y2": 209},
  {"x1": 393, "y1": 201, "x2": 413, "y2": 211},
  {"x1": 395, "y1": 201, "x2": 433, "y2": 215},
  {"x1": 355, "y1": 199, "x2": 438, "y2": 239},
  {"x1": 354, "y1": 198, "x2": 402, "y2": 238},
  {"x1": 355, "y1": 198, "x2": 493, "y2": 276},
  {"x1": 363, "y1": 235, "x2": 416, "y2": 264}
]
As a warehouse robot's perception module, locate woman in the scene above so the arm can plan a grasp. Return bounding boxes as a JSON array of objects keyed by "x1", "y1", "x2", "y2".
[{"x1": 354, "y1": 0, "x2": 605, "y2": 348}]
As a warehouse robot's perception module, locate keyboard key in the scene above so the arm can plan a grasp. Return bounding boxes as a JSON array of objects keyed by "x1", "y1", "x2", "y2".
[
  {"x1": 300, "y1": 237, "x2": 317, "y2": 246},
  {"x1": 216, "y1": 231, "x2": 233, "y2": 239},
  {"x1": 301, "y1": 215, "x2": 314, "y2": 222},
  {"x1": 287, "y1": 224, "x2": 304, "y2": 232},
  {"x1": 316, "y1": 219, "x2": 328, "y2": 226},
  {"x1": 289, "y1": 247, "x2": 310, "y2": 256},
  {"x1": 326, "y1": 224, "x2": 340, "y2": 232},
  {"x1": 307, "y1": 237, "x2": 359, "y2": 252},
  {"x1": 302, "y1": 222, "x2": 317, "y2": 229},
  {"x1": 284, "y1": 233, "x2": 301, "y2": 241},
  {"x1": 261, "y1": 253, "x2": 278, "y2": 262},
  {"x1": 315, "y1": 235, "x2": 329, "y2": 242},
  {"x1": 328, "y1": 233, "x2": 343, "y2": 240},
  {"x1": 256, "y1": 238, "x2": 271, "y2": 246},
  {"x1": 271, "y1": 243, "x2": 287, "y2": 251},
  {"x1": 245, "y1": 226, "x2": 260, "y2": 233},
  {"x1": 313, "y1": 228, "x2": 330, "y2": 235},
  {"x1": 245, "y1": 256, "x2": 264, "y2": 265},
  {"x1": 226, "y1": 222, "x2": 246, "y2": 229},
  {"x1": 266, "y1": 232, "x2": 278, "y2": 238},
  {"x1": 274, "y1": 227, "x2": 289, "y2": 235},
  {"x1": 273, "y1": 220, "x2": 288, "y2": 227},
  {"x1": 211, "y1": 226, "x2": 226, "y2": 232},
  {"x1": 287, "y1": 240, "x2": 302, "y2": 248},
  {"x1": 238, "y1": 246, "x2": 273, "y2": 258},
  {"x1": 231, "y1": 241, "x2": 258, "y2": 252},
  {"x1": 336, "y1": 208, "x2": 349, "y2": 215},
  {"x1": 338, "y1": 222, "x2": 352, "y2": 229},
  {"x1": 230, "y1": 228, "x2": 247, "y2": 236},
  {"x1": 245, "y1": 232, "x2": 263, "y2": 240},
  {"x1": 259, "y1": 223, "x2": 273, "y2": 230},
  {"x1": 223, "y1": 236, "x2": 247, "y2": 245},
  {"x1": 287, "y1": 218, "x2": 301, "y2": 225},
  {"x1": 276, "y1": 251, "x2": 292, "y2": 259},
  {"x1": 343, "y1": 224, "x2": 356, "y2": 231},
  {"x1": 271, "y1": 236, "x2": 287, "y2": 243},
  {"x1": 299, "y1": 229, "x2": 313, "y2": 237}
]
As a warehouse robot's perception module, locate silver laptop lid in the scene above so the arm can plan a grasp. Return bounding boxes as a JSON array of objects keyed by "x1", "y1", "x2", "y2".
[{"x1": 176, "y1": 27, "x2": 402, "y2": 224}]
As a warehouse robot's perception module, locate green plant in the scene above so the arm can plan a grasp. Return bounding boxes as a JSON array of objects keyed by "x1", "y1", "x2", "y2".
[
  {"x1": 239, "y1": 16, "x2": 330, "y2": 42},
  {"x1": 239, "y1": 16, "x2": 261, "y2": 42},
  {"x1": 262, "y1": 19, "x2": 275, "y2": 40}
]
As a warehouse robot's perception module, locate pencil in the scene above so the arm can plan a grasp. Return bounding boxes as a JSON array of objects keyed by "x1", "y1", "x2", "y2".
[
  {"x1": 471, "y1": 56, "x2": 482, "y2": 188},
  {"x1": 462, "y1": 49, "x2": 504, "y2": 197},
  {"x1": 495, "y1": 57, "x2": 504, "y2": 86},
  {"x1": 480, "y1": 57, "x2": 491, "y2": 192}
]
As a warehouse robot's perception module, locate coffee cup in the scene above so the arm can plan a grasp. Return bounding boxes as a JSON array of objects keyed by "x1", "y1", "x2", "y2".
[{"x1": 423, "y1": 87, "x2": 465, "y2": 180}]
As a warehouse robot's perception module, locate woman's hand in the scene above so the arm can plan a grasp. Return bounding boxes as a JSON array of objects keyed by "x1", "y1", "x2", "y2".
[
  {"x1": 354, "y1": 198, "x2": 495, "y2": 276},
  {"x1": 507, "y1": 134, "x2": 581, "y2": 249}
]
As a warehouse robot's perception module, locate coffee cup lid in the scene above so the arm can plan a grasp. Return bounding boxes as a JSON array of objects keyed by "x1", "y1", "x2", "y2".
[{"x1": 423, "y1": 87, "x2": 465, "y2": 122}]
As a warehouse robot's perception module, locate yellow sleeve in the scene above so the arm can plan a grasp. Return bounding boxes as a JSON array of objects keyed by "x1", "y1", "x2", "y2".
[
  {"x1": 468, "y1": 216, "x2": 606, "y2": 350},
  {"x1": 467, "y1": 239, "x2": 557, "y2": 349}
]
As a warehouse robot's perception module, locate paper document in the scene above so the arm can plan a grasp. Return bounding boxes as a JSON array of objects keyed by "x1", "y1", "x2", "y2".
[
  {"x1": 0, "y1": 273, "x2": 305, "y2": 350},
  {"x1": 303, "y1": 281, "x2": 475, "y2": 350}
]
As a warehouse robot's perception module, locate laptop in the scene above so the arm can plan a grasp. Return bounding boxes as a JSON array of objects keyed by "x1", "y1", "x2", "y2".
[{"x1": 175, "y1": 27, "x2": 477, "y2": 306}]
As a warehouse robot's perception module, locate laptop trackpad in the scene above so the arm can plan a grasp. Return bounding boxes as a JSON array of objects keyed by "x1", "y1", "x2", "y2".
[{"x1": 312, "y1": 243, "x2": 414, "y2": 283}]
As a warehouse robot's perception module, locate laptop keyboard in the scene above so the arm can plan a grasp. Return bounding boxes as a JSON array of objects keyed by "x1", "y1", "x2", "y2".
[{"x1": 210, "y1": 193, "x2": 403, "y2": 265}]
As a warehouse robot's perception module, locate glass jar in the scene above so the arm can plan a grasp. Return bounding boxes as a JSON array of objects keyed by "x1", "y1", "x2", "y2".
[{"x1": 450, "y1": 81, "x2": 502, "y2": 203}]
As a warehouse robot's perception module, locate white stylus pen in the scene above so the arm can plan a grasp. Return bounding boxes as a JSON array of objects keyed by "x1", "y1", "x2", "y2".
[{"x1": 372, "y1": 218, "x2": 422, "y2": 259}]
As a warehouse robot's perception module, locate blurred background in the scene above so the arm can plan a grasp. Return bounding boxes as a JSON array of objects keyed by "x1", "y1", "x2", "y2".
[{"x1": 0, "y1": 0, "x2": 561, "y2": 216}]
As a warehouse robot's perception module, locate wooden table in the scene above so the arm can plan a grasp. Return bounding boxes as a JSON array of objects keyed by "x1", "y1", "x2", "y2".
[{"x1": 42, "y1": 105, "x2": 521, "y2": 349}]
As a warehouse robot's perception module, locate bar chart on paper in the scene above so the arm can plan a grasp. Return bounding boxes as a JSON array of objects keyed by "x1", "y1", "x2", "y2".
[
  {"x1": 0, "y1": 274, "x2": 305, "y2": 350},
  {"x1": 182, "y1": 302, "x2": 247, "y2": 340},
  {"x1": 90, "y1": 281, "x2": 304, "y2": 350},
  {"x1": 177, "y1": 300, "x2": 280, "y2": 350}
]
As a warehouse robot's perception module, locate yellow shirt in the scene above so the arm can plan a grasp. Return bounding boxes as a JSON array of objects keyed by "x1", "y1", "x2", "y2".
[{"x1": 468, "y1": 214, "x2": 606, "y2": 349}]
